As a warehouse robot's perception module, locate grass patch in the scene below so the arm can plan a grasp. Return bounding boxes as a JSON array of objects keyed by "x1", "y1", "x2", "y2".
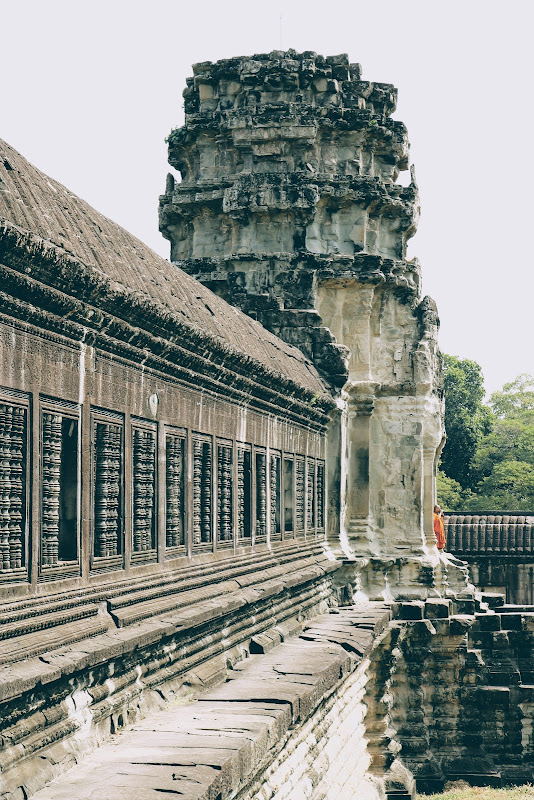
[{"x1": 419, "y1": 785, "x2": 534, "y2": 800}]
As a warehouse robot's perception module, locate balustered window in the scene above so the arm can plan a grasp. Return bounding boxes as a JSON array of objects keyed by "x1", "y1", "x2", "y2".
[
  {"x1": 255, "y1": 450, "x2": 267, "y2": 543},
  {"x1": 0, "y1": 401, "x2": 28, "y2": 574},
  {"x1": 283, "y1": 456, "x2": 294, "y2": 534},
  {"x1": 317, "y1": 460, "x2": 325, "y2": 530},
  {"x1": 307, "y1": 459, "x2": 316, "y2": 533},
  {"x1": 93, "y1": 415, "x2": 123, "y2": 562},
  {"x1": 192, "y1": 436, "x2": 212, "y2": 547},
  {"x1": 295, "y1": 457, "x2": 305, "y2": 534},
  {"x1": 41, "y1": 407, "x2": 79, "y2": 568},
  {"x1": 270, "y1": 452, "x2": 282, "y2": 541},
  {"x1": 132, "y1": 424, "x2": 157, "y2": 556},
  {"x1": 165, "y1": 432, "x2": 185, "y2": 550},
  {"x1": 237, "y1": 445, "x2": 252, "y2": 542},
  {"x1": 217, "y1": 441, "x2": 233, "y2": 545}
]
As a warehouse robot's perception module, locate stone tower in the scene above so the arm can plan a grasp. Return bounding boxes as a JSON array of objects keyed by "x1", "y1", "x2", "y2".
[{"x1": 160, "y1": 51, "x2": 469, "y2": 598}]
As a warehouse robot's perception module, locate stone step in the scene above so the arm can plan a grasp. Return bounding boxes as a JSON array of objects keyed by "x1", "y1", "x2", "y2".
[
  {"x1": 0, "y1": 603, "x2": 100, "y2": 642},
  {"x1": 28, "y1": 604, "x2": 394, "y2": 800},
  {"x1": 0, "y1": 609, "x2": 107, "y2": 664}
]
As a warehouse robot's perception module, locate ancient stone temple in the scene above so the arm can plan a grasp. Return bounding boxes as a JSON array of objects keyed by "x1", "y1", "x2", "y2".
[
  {"x1": 1, "y1": 51, "x2": 534, "y2": 800},
  {"x1": 159, "y1": 50, "x2": 462, "y2": 599}
]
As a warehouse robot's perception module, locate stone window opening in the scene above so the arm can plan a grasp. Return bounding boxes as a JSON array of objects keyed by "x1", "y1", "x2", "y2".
[
  {"x1": 270, "y1": 451, "x2": 282, "y2": 542},
  {"x1": 217, "y1": 440, "x2": 233, "y2": 546},
  {"x1": 255, "y1": 449, "x2": 267, "y2": 544},
  {"x1": 165, "y1": 431, "x2": 186, "y2": 552},
  {"x1": 92, "y1": 412, "x2": 124, "y2": 567},
  {"x1": 295, "y1": 456, "x2": 305, "y2": 535},
  {"x1": 131, "y1": 422, "x2": 157, "y2": 561},
  {"x1": 0, "y1": 398, "x2": 28, "y2": 577},
  {"x1": 283, "y1": 455, "x2": 294, "y2": 535},
  {"x1": 192, "y1": 435, "x2": 213, "y2": 548},
  {"x1": 237, "y1": 445, "x2": 252, "y2": 542},
  {"x1": 41, "y1": 405, "x2": 79, "y2": 569},
  {"x1": 317, "y1": 460, "x2": 325, "y2": 531},
  {"x1": 307, "y1": 458, "x2": 316, "y2": 534}
]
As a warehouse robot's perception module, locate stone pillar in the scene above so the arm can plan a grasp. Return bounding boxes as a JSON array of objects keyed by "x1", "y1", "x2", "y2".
[{"x1": 345, "y1": 383, "x2": 378, "y2": 555}]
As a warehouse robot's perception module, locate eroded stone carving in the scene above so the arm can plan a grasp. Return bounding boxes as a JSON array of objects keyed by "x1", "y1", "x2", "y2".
[
  {"x1": 165, "y1": 434, "x2": 184, "y2": 548},
  {"x1": 41, "y1": 413, "x2": 62, "y2": 565},
  {"x1": 132, "y1": 428, "x2": 156, "y2": 552},
  {"x1": 217, "y1": 442, "x2": 233, "y2": 542},
  {"x1": 0, "y1": 404, "x2": 26, "y2": 570},
  {"x1": 160, "y1": 50, "x2": 456, "y2": 598},
  {"x1": 94, "y1": 422, "x2": 122, "y2": 558}
]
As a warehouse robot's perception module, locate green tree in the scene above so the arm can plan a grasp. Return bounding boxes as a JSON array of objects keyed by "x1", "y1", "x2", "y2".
[
  {"x1": 465, "y1": 373, "x2": 534, "y2": 510},
  {"x1": 490, "y1": 374, "x2": 534, "y2": 418},
  {"x1": 436, "y1": 470, "x2": 465, "y2": 511},
  {"x1": 465, "y1": 461, "x2": 534, "y2": 511},
  {"x1": 440, "y1": 355, "x2": 493, "y2": 489}
]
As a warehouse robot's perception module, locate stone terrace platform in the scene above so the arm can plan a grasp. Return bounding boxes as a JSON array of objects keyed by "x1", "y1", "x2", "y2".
[{"x1": 30, "y1": 604, "x2": 398, "y2": 800}]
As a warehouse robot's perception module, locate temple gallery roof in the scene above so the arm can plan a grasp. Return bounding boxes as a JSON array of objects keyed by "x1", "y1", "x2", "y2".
[{"x1": 0, "y1": 138, "x2": 328, "y2": 399}]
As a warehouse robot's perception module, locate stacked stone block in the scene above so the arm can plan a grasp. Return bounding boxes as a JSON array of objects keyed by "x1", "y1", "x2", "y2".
[{"x1": 160, "y1": 51, "x2": 452, "y2": 598}]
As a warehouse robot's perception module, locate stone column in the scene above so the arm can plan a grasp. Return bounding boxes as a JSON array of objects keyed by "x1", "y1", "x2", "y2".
[{"x1": 345, "y1": 382, "x2": 378, "y2": 556}]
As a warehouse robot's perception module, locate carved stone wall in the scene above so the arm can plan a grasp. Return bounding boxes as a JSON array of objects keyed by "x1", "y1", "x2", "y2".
[{"x1": 160, "y1": 51, "x2": 457, "y2": 599}]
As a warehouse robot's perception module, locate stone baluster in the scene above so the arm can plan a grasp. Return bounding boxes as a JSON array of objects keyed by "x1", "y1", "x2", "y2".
[
  {"x1": 133, "y1": 429, "x2": 156, "y2": 552},
  {"x1": 201, "y1": 441, "x2": 212, "y2": 543},
  {"x1": 237, "y1": 448, "x2": 247, "y2": 541},
  {"x1": 9, "y1": 406, "x2": 25, "y2": 569},
  {"x1": 41, "y1": 413, "x2": 62, "y2": 566},
  {"x1": 255, "y1": 452, "x2": 267, "y2": 541},
  {"x1": 295, "y1": 457, "x2": 305, "y2": 533},
  {"x1": 192, "y1": 440, "x2": 202, "y2": 546},
  {"x1": 270, "y1": 453, "x2": 281, "y2": 540},
  {"x1": 94, "y1": 422, "x2": 122, "y2": 558},
  {"x1": 0, "y1": 405, "x2": 26, "y2": 570},
  {"x1": 217, "y1": 444, "x2": 233, "y2": 542},
  {"x1": 0, "y1": 405, "x2": 12, "y2": 570},
  {"x1": 165, "y1": 435, "x2": 184, "y2": 548},
  {"x1": 306, "y1": 459, "x2": 315, "y2": 532},
  {"x1": 317, "y1": 462, "x2": 325, "y2": 529}
]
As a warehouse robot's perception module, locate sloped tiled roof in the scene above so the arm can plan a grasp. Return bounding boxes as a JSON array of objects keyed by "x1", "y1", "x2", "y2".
[{"x1": 0, "y1": 138, "x2": 327, "y2": 396}]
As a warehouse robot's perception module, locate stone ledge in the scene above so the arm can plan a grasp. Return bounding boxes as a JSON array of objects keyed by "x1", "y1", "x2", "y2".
[{"x1": 28, "y1": 604, "x2": 393, "y2": 800}]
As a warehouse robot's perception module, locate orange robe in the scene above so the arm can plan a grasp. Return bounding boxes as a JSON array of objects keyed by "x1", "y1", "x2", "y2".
[{"x1": 433, "y1": 513, "x2": 446, "y2": 550}]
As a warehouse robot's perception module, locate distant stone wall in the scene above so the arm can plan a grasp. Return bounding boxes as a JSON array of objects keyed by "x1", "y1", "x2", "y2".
[
  {"x1": 393, "y1": 596, "x2": 534, "y2": 791},
  {"x1": 445, "y1": 513, "x2": 534, "y2": 604}
]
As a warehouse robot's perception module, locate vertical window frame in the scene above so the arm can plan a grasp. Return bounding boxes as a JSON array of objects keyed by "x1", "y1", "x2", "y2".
[
  {"x1": 130, "y1": 417, "x2": 158, "y2": 565},
  {"x1": 90, "y1": 408, "x2": 125, "y2": 574},
  {"x1": 191, "y1": 433, "x2": 214, "y2": 552},
  {"x1": 254, "y1": 446, "x2": 268, "y2": 546},
  {"x1": 316, "y1": 459, "x2": 326, "y2": 534},
  {"x1": 269, "y1": 450, "x2": 282, "y2": 543},
  {"x1": 283, "y1": 453, "x2": 295, "y2": 539},
  {"x1": 216, "y1": 438, "x2": 234, "y2": 549},
  {"x1": 237, "y1": 442, "x2": 252, "y2": 545},
  {"x1": 39, "y1": 397, "x2": 81, "y2": 580},
  {"x1": 0, "y1": 388, "x2": 30, "y2": 584},
  {"x1": 164, "y1": 425, "x2": 187, "y2": 558}
]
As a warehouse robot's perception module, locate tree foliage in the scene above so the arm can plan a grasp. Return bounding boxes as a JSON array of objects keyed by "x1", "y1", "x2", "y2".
[
  {"x1": 440, "y1": 355, "x2": 493, "y2": 489},
  {"x1": 438, "y1": 363, "x2": 534, "y2": 512}
]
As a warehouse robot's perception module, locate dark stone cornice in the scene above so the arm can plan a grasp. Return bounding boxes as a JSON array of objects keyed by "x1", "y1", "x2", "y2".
[{"x1": 0, "y1": 224, "x2": 335, "y2": 426}]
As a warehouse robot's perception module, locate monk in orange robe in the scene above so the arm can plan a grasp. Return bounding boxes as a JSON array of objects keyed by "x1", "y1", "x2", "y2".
[{"x1": 433, "y1": 505, "x2": 446, "y2": 550}]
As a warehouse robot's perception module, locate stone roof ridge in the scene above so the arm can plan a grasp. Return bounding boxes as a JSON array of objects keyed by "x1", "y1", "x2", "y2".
[{"x1": 0, "y1": 138, "x2": 329, "y2": 400}]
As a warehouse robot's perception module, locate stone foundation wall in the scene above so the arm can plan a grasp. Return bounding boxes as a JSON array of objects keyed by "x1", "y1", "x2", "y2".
[
  {"x1": 0, "y1": 545, "x2": 336, "y2": 800},
  {"x1": 392, "y1": 597, "x2": 534, "y2": 791}
]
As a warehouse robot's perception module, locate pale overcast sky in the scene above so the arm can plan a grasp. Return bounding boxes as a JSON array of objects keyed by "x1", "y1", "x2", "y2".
[{"x1": 1, "y1": 0, "x2": 532, "y2": 396}]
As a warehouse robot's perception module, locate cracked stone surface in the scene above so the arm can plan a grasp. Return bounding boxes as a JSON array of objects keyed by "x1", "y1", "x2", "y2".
[{"x1": 30, "y1": 604, "x2": 394, "y2": 800}]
